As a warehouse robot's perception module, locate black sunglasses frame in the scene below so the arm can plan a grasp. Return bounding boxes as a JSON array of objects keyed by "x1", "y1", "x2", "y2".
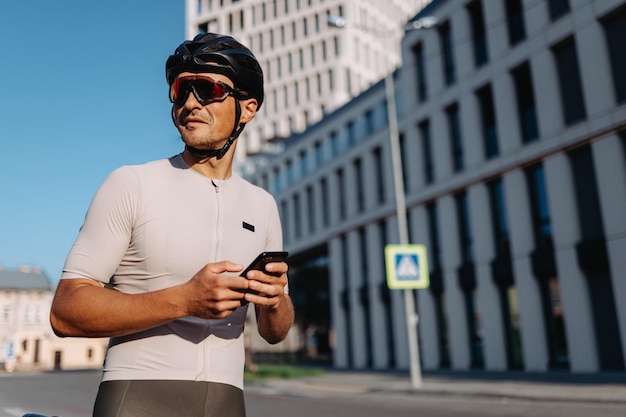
[{"x1": 169, "y1": 76, "x2": 237, "y2": 106}]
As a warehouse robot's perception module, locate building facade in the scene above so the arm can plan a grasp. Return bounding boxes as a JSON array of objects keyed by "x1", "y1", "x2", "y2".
[
  {"x1": 0, "y1": 267, "x2": 107, "y2": 372},
  {"x1": 247, "y1": 0, "x2": 626, "y2": 373},
  {"x1": 185, "y1": 0, "x2": 430, "y2": 165}
]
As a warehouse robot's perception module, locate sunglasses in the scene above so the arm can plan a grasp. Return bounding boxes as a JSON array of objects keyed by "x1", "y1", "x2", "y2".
[{"x1": 169, "y1": 76, "x2": 237, "y2": 106}]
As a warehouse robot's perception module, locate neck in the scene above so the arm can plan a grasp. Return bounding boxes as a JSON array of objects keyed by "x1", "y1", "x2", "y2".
[{"x1": 182, "y1": 148, "x2": 234, "y2": 180}]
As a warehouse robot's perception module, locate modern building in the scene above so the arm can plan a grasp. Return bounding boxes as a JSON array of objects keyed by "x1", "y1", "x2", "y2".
[
  {"x1": 246, "y1": 0, "x2": 626, "y2": 374},
  {"x1": 185, "y1": 0, "x2": 431, "y2": 166},
  {"x1": 0, "y1": 266, "x2": 108, "y2": 372}
]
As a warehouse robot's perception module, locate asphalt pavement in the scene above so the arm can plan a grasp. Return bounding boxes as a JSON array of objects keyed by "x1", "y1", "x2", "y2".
[{"x1": 248, "y1": 368, "x2": 626, "y2": 404}]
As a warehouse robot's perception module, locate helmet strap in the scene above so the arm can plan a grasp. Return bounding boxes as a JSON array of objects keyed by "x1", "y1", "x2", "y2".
[{"x1": 184, "y1": 100, "x2": 244, "y2": 160}]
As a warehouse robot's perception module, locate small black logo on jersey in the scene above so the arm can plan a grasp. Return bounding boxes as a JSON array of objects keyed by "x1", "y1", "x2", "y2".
[{"x1": 243, "y1": 222, "x2": 255, "y2": 232}]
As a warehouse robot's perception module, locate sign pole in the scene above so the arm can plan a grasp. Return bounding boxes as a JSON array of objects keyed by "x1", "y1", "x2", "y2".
[{"x1": 385, "y1": 66, "x2": 423, "y2": 388}]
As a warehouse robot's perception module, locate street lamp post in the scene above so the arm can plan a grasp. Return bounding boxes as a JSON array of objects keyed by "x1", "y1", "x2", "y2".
[{"x1": 328, "y1": 15, "x2": 437, "y2": 389}]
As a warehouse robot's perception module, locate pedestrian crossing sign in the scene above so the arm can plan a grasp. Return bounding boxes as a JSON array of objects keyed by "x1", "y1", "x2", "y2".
[{"x1": 385, "y1": 244, "x2": 430, "y2": 289}]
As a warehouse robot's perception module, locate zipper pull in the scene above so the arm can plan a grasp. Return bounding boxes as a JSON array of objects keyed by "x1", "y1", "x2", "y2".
[{"x1": 212, "y1": 179, "x2": 221, "y2": 193}]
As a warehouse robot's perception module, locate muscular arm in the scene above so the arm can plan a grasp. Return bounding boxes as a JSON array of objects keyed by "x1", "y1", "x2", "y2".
[
  {"x1": 50, "y1": 261, "x2": 251, "y2": 338},
  {"x1": 245, "y1": 261, "x2": 295, "y2": 344}
]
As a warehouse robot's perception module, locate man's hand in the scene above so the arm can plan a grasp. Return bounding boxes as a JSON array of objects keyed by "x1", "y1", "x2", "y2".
[
  {"x1": 242, "y1": 260, "x2": 289, "y2": 309},
  {"x1": 182, "y1": 261, "x2": 252, "y2": 319},
  {"x1": 242, "y1": 261, "x2": 294, "y2": 344}
]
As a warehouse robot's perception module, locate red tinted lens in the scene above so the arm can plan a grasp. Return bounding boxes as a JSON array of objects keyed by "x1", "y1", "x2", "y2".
[{"x1": 169, "y1": 77, "x2": 230, "y2": 105}]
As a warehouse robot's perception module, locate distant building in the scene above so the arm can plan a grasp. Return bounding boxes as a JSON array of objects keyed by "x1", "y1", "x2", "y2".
[
  {"x1": 0, "y1": 266, "x2": 107, "y2": 372},
  {"x1": 246, "y1": 0, "x2": 626, "y2": 373},
  {"x1": 185, "y1": 0, "x2": 431, "y2": 166}
]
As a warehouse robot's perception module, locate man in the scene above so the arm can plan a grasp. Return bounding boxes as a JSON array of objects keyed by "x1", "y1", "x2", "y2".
[{"x1": 50, "y1": 33, "x2": 294, "y2": 417}]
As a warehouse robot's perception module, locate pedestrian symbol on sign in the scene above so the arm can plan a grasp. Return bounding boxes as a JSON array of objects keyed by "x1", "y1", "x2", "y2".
[
  {"x1": 396, "y1": 254, "x2": 420, "y2": 281},
  {"x1": 385, "y1": 244, "x2": 429, "y2": 289}
]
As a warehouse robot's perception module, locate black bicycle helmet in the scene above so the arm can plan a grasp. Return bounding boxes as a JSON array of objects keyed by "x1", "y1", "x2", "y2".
[{"x1": 166, "y1": 33, "x2": 264, "y2": 159}]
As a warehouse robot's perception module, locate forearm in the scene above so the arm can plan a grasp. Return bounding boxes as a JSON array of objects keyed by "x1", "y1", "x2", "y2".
[
  {"x1": 50, "y1": 279, "x2": 188, "y2": 338},
  {"x1": 256, "y1": 293, "x2": 294, "y2": 344}
]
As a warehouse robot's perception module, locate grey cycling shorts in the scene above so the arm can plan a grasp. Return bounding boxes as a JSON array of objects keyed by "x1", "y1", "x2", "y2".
[{"x1": 92, "y1": 379, "x2": 246, "y2": 417}]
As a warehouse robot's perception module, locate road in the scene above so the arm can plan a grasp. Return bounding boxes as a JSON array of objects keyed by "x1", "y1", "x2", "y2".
[{"x1": 1, "y1": 370, "x2": 624, "y2": 417}]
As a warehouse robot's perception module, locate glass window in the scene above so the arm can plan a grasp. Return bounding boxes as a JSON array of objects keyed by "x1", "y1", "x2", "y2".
[
  {"x1": 320, "y1": 178, "x2": 330, "y2": 227},
  {"x1": 487, "y1": 178, "x2": 509, "y2": 254},
  {"x1": 347, "y1": 120, "x2": 357, "y2": 146},
  {"x1": 336, "y1": 168, "x2": 346, "y2": 220},
  {"x1": 353, "y1": 158, "x2": 365, "y2": 213},
  {"x1": 525, "y1": 164, "x2": 552, "y2": 243},
  {"x1": 330, "y1": 131, "x2": 340, "y2": 156},
  {"x1": 446, "y1": 104, "x2": 464, "y2": 172},
  {"x1": 300, "y1": 150, "x2": 308, "y2": 177},
  {"x1": 512, "y1": 63, "x2": 539, "y2": 143},
  {"x1": 568, "y1": 145, "x2": 604, "y2": 239},
  {"x1": 476, "y1": 84, "x2": 499, "y2": 158},
  {"x1": 454, "y1": 191, "x2": 474, "y2": 263},
  {"x1": 547, "y1": 0, "x2": 570, "y2": 21},
  {"x1": 372, "y1": 147, "x2": 385, "y2": 204},
  {"x1": 438, "y1": 22, "x2": 456, "y2": 85},
  {"x1": 306, "y1": 185, "x2": 315, "y2": 233},
  {"x1": 505, "y1": 0, "x2": 527, "y2": 46},
  {"x1": 602, "y1": 7, "x2": 626, "y2": 104},
  {"x1": 412, "y1": 43, "x2": 427, "y2": 101},
  {"x1": 419, "y1": 119, "x2": 434, "y2": 184},
  {"x1": 293, "y1": 193, "x2": 302, "y2": 239},
  {"x1": 314, "y1": 140, "x2": 324, "y2": 166},
  {"x1": 552, "y1": 37, "x2": 587, "y2": 125},
  {"x1": 467, "y1": 0, "x2": 489, "y2": 67}
]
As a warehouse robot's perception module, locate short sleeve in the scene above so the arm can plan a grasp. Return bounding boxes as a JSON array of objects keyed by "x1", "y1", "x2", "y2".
[{"x1": 62, "y1": 166, "x2": 141, "y2": 284}]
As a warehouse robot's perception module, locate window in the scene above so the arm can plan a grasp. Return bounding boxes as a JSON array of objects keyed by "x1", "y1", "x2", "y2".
[
  {"x1": 306, "y1": 185, "x2": 315, "y2": 233},
  {"x1": 293, "y1": 193, "x2": 302, "y2": 239},
  {"x1": 446, "y1": 104, "x2": 464, "y2": 172},
  {"x1": 525, "y1": 164, "x2": 552, "y2": 243},
  {"x1": 512, "y1": 63, "x2": 539, "y2": 143},
  {"x1": 419, "y1": 120, "x2": 434, "y2": 184},
  {"x1": 547, "y1": 0, "x2": 569, "y2": 21},
  {"x1": 280, "y1": 200, "x2": 289, "y2": 241},
  {"x1": 330, "y1": 131, "x2": 340, "y2": 156},
  {"x1": 320, "y1": 178, "x2": 330, "y2": 227},
  {"x1": 552, "y1": 37, "x2": 586, "y2": 125},
  {"x1": 467, "y1": 0, "x2": 489, "y2": 67},
  {"x1": 300, "y1": 150, "x2": 308, "y2": 177},
  {"x1": 438, "y1": 22, "x2": 456, "y2": 85},
  {"x1": 372, "y1": 147, "x2": 385, "y2": 204},
  {"x1": 353, "y1": 158, "x2": 365, "y2": 213},
  {"x1": 568, "y1": 145, "x2": 604, "y2": 240},
  {"x1": 314, "y1": 140, "x2": 324, "y2": 166},
  {"x1": 455, "y1": 191, "x2": 474, "y2": 263},
  {"x1": 272, "y1": 167, "x2": 281, "y2": 193},
  {"x1": 285, "y1": 159, "x2": 294, "y2": 186},
  {"x1": 399, "y1": 133, "x2": 408, "y2": 193},
  {"x1": 505, "y1": 0, "x2": 526, "y2": 46},
  {"x1": 476, "y1": 84, "x2": 499, "y2": 158},
  {"x1": 412, "y1": 43, "x2": 427, "y2": 101},
  {"x1": 487, "y1": 178, "x2": 510, "y2": 256},
  {"x1": 602, "y1": 7, "x2": 626, "y2": 104},
  {"x1": 347, "y1": 121, "x2": 357, "y2": 146},
  {"x1": 336, "y1": 168, "x2": 346, "y2": 220}
]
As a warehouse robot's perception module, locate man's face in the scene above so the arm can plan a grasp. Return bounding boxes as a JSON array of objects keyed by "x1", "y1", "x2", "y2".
[{"x1": 171, "y1": 72, "x2": 238, "y2": 152}]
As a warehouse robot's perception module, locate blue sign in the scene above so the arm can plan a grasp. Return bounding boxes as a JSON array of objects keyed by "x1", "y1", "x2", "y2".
[{"x1": 385, "y1": 244, "x2": 430, "y2": 289}]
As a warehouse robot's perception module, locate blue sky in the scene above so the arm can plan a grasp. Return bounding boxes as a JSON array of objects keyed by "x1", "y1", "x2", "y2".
[{"x1": 0, "y1": 1, "x2": 186, "y2": 283}]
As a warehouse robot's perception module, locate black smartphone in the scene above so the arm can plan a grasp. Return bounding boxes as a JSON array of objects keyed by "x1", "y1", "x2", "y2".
[{"x1": 241, "y1": 251, "x2": 289, "y2": 277}]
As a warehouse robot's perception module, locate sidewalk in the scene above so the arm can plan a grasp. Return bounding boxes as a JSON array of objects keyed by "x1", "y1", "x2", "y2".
[{"x1": 251, "y1": 368, "x2": 626, "y2": 404}]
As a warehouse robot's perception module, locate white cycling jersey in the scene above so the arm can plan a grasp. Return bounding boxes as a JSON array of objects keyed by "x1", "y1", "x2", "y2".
[{"x1": 62, "y1": 153, "x2": 284, "y2": 389}]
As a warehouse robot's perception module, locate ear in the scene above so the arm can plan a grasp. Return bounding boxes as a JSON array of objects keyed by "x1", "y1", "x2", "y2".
[{"x1": 239, "y1": 98, "x2": 258, "y2": 124}]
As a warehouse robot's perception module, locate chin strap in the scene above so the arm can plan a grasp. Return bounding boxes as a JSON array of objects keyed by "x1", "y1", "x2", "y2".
[{"x1": 179, "y1": 98, "x2": 246, "y2": 160}]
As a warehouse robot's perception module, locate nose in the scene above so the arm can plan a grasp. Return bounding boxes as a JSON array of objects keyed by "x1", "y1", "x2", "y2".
[{"x1": 182, "y1": 87, "x2": 202, "y2": 109}]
